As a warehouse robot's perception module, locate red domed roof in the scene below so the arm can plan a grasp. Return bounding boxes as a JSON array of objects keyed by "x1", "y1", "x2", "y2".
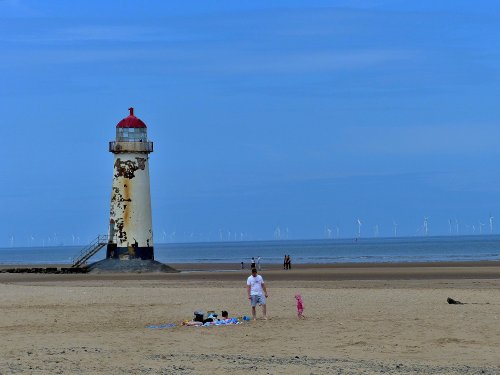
[{"x1": 116, "y1": 107, "x2": 147, "y2": 128}]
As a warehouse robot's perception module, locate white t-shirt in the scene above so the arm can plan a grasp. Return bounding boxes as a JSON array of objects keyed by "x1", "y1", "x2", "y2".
[{"x1": 246, "y1": 274, "x2": 265, "y2": 295}]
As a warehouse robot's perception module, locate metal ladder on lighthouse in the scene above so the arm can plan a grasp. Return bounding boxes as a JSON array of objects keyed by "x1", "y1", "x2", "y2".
[{"x1": 71, "y1": 235, "x2": 109, "y2": 268}]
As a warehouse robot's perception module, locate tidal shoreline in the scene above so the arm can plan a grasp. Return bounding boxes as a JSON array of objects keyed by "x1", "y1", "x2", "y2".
[{"x1": 0, "y1": 260, "x2": 499, "y2": 283}]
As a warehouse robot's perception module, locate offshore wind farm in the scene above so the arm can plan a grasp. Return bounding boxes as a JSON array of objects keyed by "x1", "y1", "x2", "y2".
[{"x1": 3, "y1": 213, "x2": 497, "y2": 248}]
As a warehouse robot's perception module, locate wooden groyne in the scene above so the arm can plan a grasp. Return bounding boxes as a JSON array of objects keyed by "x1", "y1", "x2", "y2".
[{"x1": 0, "y1": 267, "x2": 87, "y2": 274}]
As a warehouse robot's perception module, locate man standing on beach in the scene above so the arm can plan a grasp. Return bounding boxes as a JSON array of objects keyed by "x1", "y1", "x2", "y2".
[{"x1": 246, "y1": 268, "x2": 268, "y2": 320}]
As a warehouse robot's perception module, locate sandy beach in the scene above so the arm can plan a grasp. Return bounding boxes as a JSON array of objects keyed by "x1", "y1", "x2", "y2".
[{"x1": 1, "y1": 262, "x2": 499, "y2": 374}]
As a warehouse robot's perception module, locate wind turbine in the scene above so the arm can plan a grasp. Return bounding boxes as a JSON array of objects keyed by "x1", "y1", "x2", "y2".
[
  {"x1": 393, "y1": 220, "x2": 398, "y2": 237},
  {"x1": 274, "y1": 226, "x2": 281, "y2": 240},
  {"x1": 285, "y1": 227, "x2": 289, "y2": 239},
  {"x1": 448, "y1": 219, "x2": 453, "y2": 235},
  {"x1": 423, "y1": 217, "x2": 429, "y2": 236},
  {"x1": 335, "y1": 225, "x2": 340, "y2": 239},
  {"x1": 325, "y1": 225, "x2": 332, "y2": 239},
  {"x1": 479, "y1": 222, "x2": 485, "y2": 235},
  {"x1": 9, "y1": 235, "x2": 14, "y2": 248},
  {"x1": 455, "y1": 219, "x2": 459, "y2": 234},
  {"x1": 489, "y1": 215, "x2": 494, "y2": 234},
  {"x1": 374, "y1": 224, "x2": 379, "y2": 237},
  {"x1": 356, "y1": 218, "x2": 362, "y2": 238}
]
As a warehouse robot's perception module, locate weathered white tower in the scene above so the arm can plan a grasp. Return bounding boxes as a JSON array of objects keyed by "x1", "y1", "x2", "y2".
[{"x1": 107, "y1": 108, "x2": 154, "y2": 260}]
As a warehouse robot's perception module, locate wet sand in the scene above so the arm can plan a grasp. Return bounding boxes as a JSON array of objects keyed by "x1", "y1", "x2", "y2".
[
  {"x1": 1, "y1": 262, "x2": 499, "y2": 374},
  {"x1": 1, "y1": 260, "x2": 499, "y2": 282}
]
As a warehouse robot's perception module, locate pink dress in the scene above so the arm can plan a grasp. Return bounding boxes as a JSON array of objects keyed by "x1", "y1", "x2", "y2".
[{"x1": 295, "y1": 294, "x2": 304, "y2": 316}]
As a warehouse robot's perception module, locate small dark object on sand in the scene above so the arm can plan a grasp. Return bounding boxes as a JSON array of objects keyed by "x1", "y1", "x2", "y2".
[{"x1": 447, "y1": 297, "x2": 464, "y2": 305}]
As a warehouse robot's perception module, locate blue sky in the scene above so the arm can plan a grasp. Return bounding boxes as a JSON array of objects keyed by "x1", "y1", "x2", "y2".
[{"x1": 2, "y1": 0, "x2": 500, "y2": 245}]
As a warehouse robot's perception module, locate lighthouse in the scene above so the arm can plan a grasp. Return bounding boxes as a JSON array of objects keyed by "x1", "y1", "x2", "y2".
[{"x1": 106, "y1": 108, "x2": 154, "y2": 260}]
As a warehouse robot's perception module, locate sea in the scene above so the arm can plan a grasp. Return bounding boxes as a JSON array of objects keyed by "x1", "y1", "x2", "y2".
[{"x1": 0, "y1": 235, "x2": 500, "y2": 266}]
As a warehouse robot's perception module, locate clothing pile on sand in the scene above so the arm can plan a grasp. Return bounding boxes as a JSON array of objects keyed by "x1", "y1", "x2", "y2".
[
  {"x1": 146, "y1": 310, "x2": 251, "y2": 329},
  {"x1": 182, "y1": 310, "x2": 251, "y2": 327}
]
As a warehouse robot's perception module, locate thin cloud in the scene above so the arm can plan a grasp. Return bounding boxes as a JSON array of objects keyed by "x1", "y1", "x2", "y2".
[
  {"x1": 337, "y1": 123, "x2": 500, "y2": 156},
  {"x1": 222, "y1": 49, "x2": 416, "y2": 74},
  {"x1": 0, "y1": 0, "x2": 39, "y2": 17},
  {"x1": 0, "y1": 25, "x2": 204, "y2": 44}
]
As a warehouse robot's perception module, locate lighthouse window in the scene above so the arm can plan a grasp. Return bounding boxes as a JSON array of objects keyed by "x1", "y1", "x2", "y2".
[{"x1": 116, "y1": 128, "x2": 147, "y2": 142}]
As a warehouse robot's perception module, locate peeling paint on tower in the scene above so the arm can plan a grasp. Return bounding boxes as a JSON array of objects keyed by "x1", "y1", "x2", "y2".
[{"x1": 113, "y1": 157, "x2": 147, "y2": 179}]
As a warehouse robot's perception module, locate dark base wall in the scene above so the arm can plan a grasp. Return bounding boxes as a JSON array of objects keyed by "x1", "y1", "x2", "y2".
[{"x1": 106, "y1": 244, "x2": 154, "y2": 260}]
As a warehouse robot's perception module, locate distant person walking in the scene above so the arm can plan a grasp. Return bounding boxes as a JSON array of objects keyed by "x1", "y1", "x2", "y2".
[
  {"x1": 251, "y1": 257, "x2": 256, "y2": 269},
  {"x1": 246, "y1": 268, "x2": 268, "y2": 320},
  {"x1": 284, "y1": 255, "x2": 291, "y2": 270}
]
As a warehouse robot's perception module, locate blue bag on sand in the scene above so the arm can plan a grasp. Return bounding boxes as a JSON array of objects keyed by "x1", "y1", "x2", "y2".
[{"x1": 242, "y1": 316, "x2": 251, "y2": 321}]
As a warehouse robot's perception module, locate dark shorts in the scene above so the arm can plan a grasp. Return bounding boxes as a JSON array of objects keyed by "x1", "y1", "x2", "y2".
[{"x1": 250, "y1": 294, "x2": 266, "y2": 306}]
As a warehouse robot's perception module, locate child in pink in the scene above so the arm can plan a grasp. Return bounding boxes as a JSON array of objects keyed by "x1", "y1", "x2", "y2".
[{"x1": 295, "y1": 293, "x2": 305, "y2": 318}]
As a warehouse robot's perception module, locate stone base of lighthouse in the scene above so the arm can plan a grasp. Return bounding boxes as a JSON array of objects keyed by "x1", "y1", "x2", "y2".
[{"x1": 86, "y1": 258, "x2": 179, "y2": 273}]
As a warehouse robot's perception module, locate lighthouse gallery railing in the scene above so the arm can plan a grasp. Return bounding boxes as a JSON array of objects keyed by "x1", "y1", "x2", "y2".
[{"x1": 109, "y1": 141, "x2": 153, "y2": 153}]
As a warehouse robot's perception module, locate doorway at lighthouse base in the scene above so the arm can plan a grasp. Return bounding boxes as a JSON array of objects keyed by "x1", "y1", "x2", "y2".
[{"x1": 106, "y1": 243, "x2": 154, "y2": 260}]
